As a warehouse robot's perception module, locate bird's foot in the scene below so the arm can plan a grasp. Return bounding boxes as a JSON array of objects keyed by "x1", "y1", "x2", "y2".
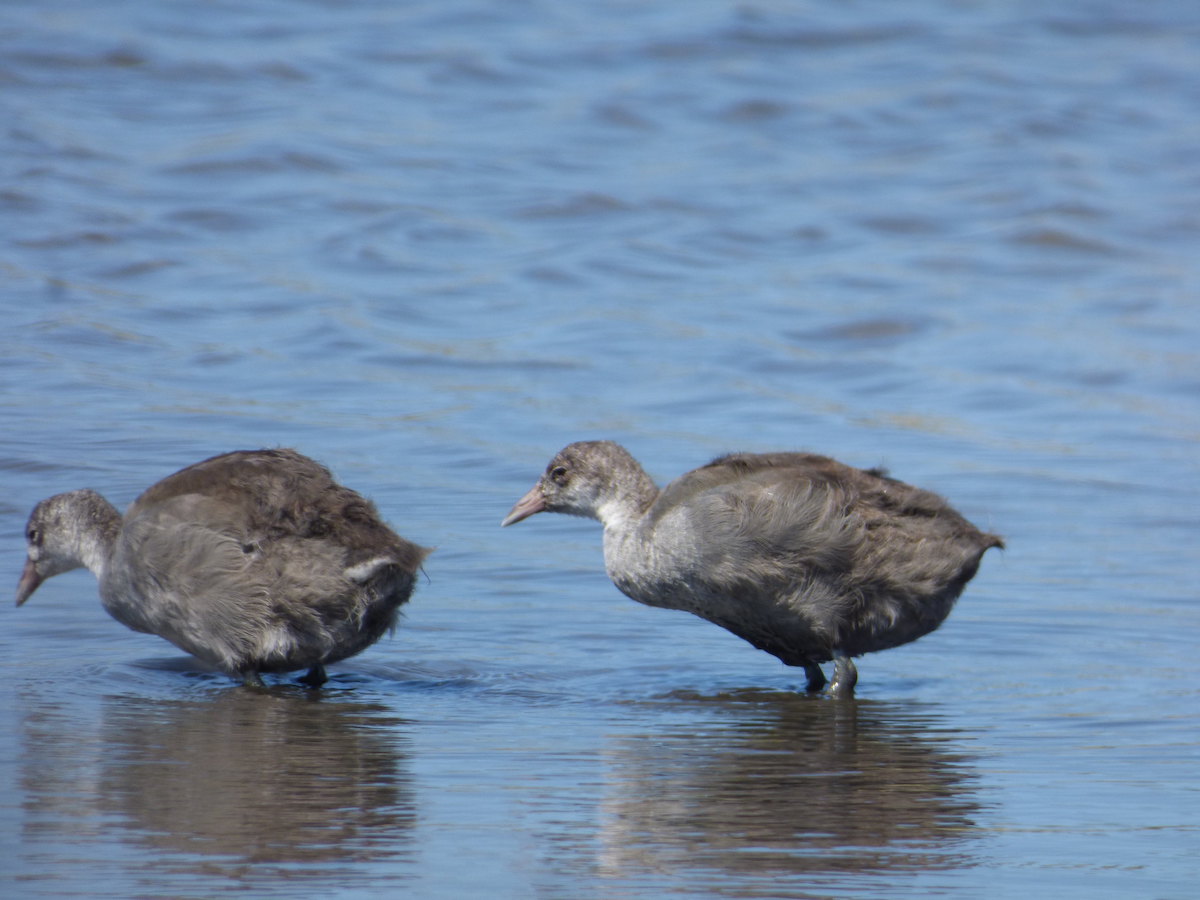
[
  {"x1": 298, "y1": 664, "x2": 327, "y2": 689},
  {"x1": 827, "y1": 651, "x2": 857, "y2": 698},
  {"x1": 803, "y1": 662, "x2": 827, "y2": 693},
  {"x1": 241, "y1": 670, "x2": 267, "y2": 689}
]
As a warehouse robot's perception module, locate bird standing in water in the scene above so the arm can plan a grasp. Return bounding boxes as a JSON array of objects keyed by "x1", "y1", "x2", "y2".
[
  {"x1": 503, "y1": 441, "x2": 1001, "y2": 696},
  {"x1": 17, "y1": 449, "x2": 430, "y2": 687}
]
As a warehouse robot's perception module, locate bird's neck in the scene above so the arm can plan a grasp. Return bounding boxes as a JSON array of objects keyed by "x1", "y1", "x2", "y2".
[
  {"x1": 596, "y1": 467, "x2": 659, "y2": 534},
  {"x1": 78, "y1": 502, "x2": 122, "y2": 581}
]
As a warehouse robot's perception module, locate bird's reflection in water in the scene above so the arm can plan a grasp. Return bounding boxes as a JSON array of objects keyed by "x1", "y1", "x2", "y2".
[
  {"x1": 597, "y1": 690, "x2": 982, "y2": 886},
  {"x1": 90, "y1": 686, "x2": 416, "y2": 876}
]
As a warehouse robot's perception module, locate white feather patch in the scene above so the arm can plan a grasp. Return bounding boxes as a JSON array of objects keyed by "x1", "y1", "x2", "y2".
[
  {"x1": 344, "y1": 556, "x2": 393, "y2": 583},
  {"x1": 252, "y1": 625, "x2": 296, "y2": 662}
]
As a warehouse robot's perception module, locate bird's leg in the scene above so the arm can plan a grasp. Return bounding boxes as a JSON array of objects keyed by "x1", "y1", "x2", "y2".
[
  {"x1": 827, "y1": 651, "x2": 857, "y2": 698},
  {"x1": 803, "y1": 662, "x2": 827, "y2": 693},
  {"x1": 298, "y1": 664, "x2": 327, "y2": 688},
  {"x1": 241, "y1": 670, "x2": 266, "y2": 689}
]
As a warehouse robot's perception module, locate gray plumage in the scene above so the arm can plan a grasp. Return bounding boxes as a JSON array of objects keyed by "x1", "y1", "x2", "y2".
[
  {"x1": 17, "y1": 449, "x2": 430, "y2": 687},
  {"x1": 502, "y1": 441, "x2": 1002, "y2": 696}
]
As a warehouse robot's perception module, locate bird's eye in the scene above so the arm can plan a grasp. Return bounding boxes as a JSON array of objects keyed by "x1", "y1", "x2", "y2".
[
  {"x1": 27, "y1": 528, "x2": 41, "y2": 547},
  {"x1": 550, "y1": 466, "x2": 568, "y2": 483}
]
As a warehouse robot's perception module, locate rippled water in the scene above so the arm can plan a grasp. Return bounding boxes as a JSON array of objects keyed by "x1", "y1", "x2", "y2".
[{"x1": 3, "y1": 1, "x2": 1198, "y2": 897}]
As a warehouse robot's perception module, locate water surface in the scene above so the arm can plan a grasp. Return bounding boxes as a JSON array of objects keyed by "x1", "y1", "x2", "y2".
[{"x1": 2, "y1": 1, "x2": 1198, "y2": 897}]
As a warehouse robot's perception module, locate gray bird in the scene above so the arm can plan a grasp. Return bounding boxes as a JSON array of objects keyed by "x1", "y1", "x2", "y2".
[
  {"x1": 17, "y1": 449, "x2": 430, "y2": 687},
  {"x1": 503, "y1": 441, "x2": 1001, "y2": 696}
]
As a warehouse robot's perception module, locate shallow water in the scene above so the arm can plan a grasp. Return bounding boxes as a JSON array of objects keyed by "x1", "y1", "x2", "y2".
[{"x1": 2, "y1": 0, "x2": 1198, "y2": 897}]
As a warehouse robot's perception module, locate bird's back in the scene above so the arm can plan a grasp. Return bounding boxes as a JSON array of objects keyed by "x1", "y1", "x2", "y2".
[{"x1": 130, "y1": 449, "x2": 411, "y2": 560}]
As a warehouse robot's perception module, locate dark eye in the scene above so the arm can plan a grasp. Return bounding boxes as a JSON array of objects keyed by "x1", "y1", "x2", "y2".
[
  {"x1": 27, "y1": 528, "x2": 41, "y2": 547},
  {"x1": 550, "y1": 465, "x2": 568, "y2": 483}
]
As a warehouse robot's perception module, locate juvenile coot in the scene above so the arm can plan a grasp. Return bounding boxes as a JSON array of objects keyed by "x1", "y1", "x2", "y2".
[
  {"x1": 503, "y1": 441, "x2": 1001, "y2": 696},
  {"x1": 17, "y1": 449, "x2": 430, "y2": 687}
]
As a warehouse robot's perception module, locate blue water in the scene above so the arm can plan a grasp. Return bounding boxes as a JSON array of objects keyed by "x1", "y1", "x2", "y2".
[{"x1": 2, "y1": 1, "x2": 1198, "y2": 897}]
